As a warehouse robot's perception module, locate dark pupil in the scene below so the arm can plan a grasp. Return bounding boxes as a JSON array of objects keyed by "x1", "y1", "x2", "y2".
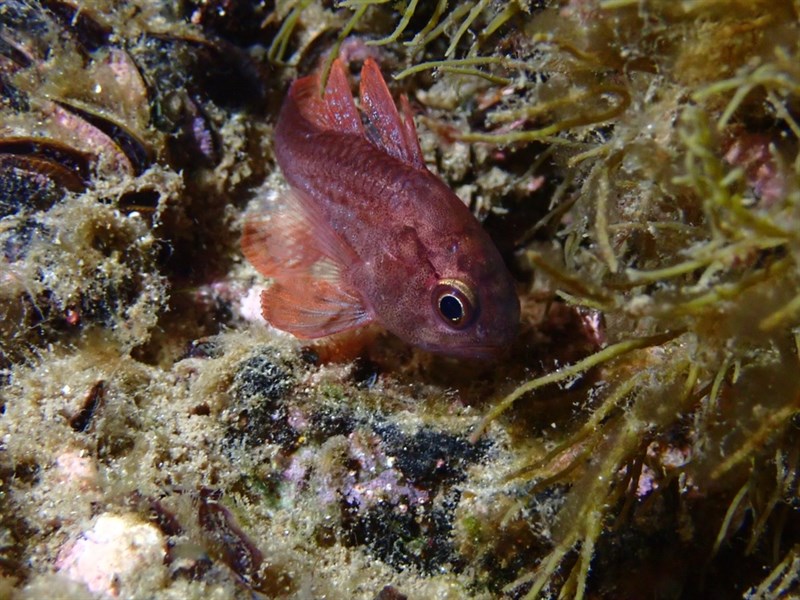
[{"x1": 439, "y1": 294, "x2": 463, "y2": 322}]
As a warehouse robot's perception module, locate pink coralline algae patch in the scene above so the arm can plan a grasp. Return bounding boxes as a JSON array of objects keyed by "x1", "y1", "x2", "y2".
[
  {"x1": 55, "y1": 513, "x2": 167, "y2": 598},
  {"x1": 723, "y1": 131, "x2": 788, "y2": 207},
  {"x1": 53, "y1": 450, "x2": 99, "y2": 492}
]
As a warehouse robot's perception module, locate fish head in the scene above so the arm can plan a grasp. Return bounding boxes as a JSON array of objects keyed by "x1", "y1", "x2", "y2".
[
  {"x1": 371, "y1": 226, "x2": 521, "y2": 360},
  {"x1": 423, "y1": 269, "x2": 520, "y2": 359}
]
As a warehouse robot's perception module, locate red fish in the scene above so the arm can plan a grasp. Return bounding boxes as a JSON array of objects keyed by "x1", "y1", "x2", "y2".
[{"x1": 241, "y1": 59, "x2": 519, "y2": 358}]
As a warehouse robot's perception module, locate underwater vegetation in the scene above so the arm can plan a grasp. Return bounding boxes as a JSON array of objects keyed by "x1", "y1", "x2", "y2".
[{"x1": 0, "y1": 0, "x2": 799, "y2": 598}]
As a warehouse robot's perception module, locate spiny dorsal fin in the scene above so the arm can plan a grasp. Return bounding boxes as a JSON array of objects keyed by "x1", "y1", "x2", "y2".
[
  {"x1": 359, "y1": 58, "x2": 426, "y2": 170},
  {"x1": 289, "y1": 58, "x2": 426, "y2": 169}
]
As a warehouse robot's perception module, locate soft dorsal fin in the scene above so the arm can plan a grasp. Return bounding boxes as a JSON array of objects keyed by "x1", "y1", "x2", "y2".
[
  {"x1": 290, "y1": 59, "x2": 364, "y2": 136},
  {"x1": 324, "y1": 59, "x2": 364, "y2": 135},
  {"x1": 359, "y1": 58, "x2": 426, "y2": 170},
  {"x1": 289, "y1": 58, "x2": 425, "y2": 168}
]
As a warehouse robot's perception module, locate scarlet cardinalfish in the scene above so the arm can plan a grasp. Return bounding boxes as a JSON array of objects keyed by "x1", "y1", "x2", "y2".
[{"x1": 241, "y1": 59, "x2": 519, "y2": 358}]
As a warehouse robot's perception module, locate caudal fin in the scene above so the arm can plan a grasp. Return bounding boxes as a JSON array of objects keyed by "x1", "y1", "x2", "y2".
[{"x1": 241, "y1": 188, "x2": 374, "y2": 339}]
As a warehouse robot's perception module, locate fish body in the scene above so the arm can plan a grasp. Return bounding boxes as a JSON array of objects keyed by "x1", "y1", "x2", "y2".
[{"x1": 242, "y1": 59, "x2": 519, "y2": 358}]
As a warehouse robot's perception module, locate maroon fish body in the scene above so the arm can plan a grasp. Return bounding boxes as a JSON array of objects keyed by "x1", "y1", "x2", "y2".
[{"x1": 242, "y1": 59, "x2": 519, "y2": 358}]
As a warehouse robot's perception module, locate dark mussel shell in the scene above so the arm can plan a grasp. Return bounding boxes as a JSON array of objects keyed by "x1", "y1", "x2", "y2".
[
  {"x1": 0, "y1": 0, "x2": 56, "y2": 64},
  {"x1": 0, "y1": 139, "x2": 91, "y2": 217},
  {"x1": 181, "y1": 0, "x2": 274, "y2": 47},
  {"x1": 0, "y1": 154, "x2": 83, "y2": 217},
  {"x1": 0, "y1": 0, "x2": 111, "y2": 60},
  {"x1": 53, "y1": 101, "x2": 152, "y2": 176},
  {"x1": 128, "y1": 33, "x2": 266, "y2": 167},
  {"x1": 38, "y1": 0, "x2": 111, "y2": 54}
]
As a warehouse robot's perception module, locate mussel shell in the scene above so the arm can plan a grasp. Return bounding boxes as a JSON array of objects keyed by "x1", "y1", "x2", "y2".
[
  {"x1": 38, "y1": 0, "x2": 111, "y2": 54},
  {"x1": 0, "y1": 154, "x2": 84, "y2": 217},
  {"x1": 125, "y1": 33, "x2": 267, "y2": 167},
  {"x1": 132, "y1": 34, "x2": 266, "y2": 125},
  {"x1": 0, "y1": 137, "x2": 90, "y2": 216},
  {"x1": 54, "y1": 101, "x2": 152, "y2": 176},
  {"x1": 2, "y1": 217, "x2": 48, "y2": 262},
  {"x1": 182, "y1": 0, "x2": 275, "y2": 47},
  {"x1": 0, "y1": 0, "x2": 55, "y2": 63},
  {"x1": 0, "y1": 0, "x2": 111, "y2": 64},
  {"x1": 0, "y1": 32, "x2": 35, "y2": 71},
  {"x1": 0, "y1": 74, "x2": 29, "y2": 111},
  {"x1": 0, "y1": 137, "x2": 91, "y2": 182},
  {"x1": 87, "y1": 47, "x2": 150, "y2": 127},
  {"x1": 166, "y1": 95, "x2": 220, "y2": 168}
]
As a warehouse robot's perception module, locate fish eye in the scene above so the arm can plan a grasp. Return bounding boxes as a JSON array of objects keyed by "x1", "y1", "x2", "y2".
[{"x1": 432, "y1": 279, "x2": 478, "y2": 329}]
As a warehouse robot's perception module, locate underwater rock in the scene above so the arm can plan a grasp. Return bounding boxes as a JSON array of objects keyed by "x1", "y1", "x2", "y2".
[
  {"x1": 225, "y1": 350, "x2": 298, "y2": 448},
  {"x1": 54, "y1": 513, "x2": 167, "y2": 598},
  {"x1": 280, "y1": 416, "x2": 489, "y2": 574},
  {"x1": 197, "y1": 488, "x2": 295, "y2": 595}
]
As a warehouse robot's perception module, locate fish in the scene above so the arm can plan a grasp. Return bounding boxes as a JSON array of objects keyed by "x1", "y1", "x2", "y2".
[{"x1": 241, "y1": 58, "x2": 519, "y2": 358}]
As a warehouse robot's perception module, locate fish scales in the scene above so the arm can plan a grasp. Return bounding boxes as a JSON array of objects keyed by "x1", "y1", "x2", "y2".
[{"x1": 241, "y1": 58, "x2": 519, "y2": 358}]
